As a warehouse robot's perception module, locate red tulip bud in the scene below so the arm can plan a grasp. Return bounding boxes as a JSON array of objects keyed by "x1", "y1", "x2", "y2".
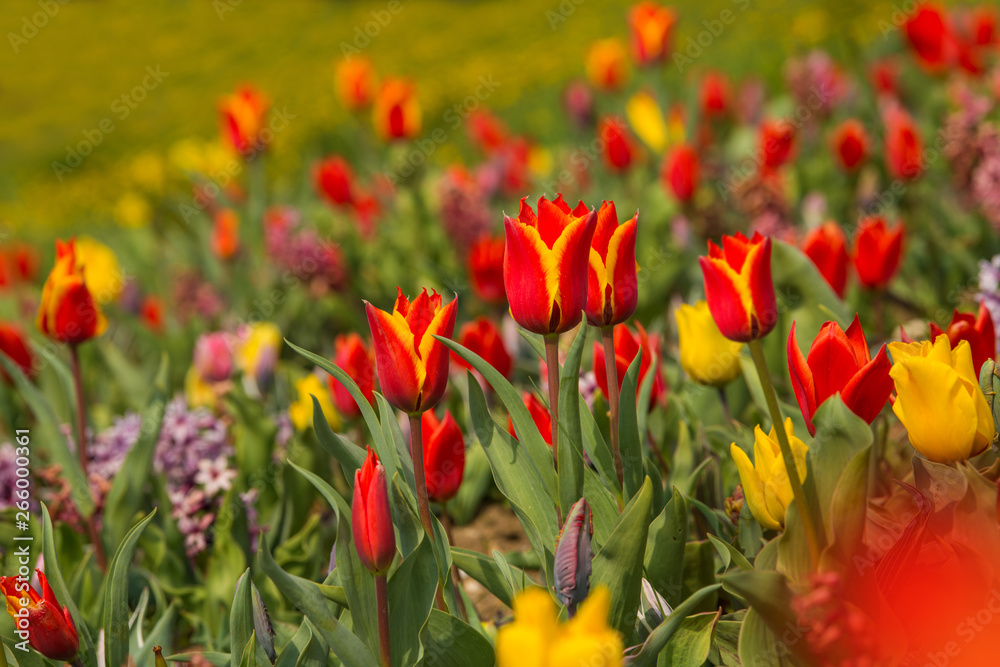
[
  {"x1": 422, "y1": 410, "x2": 466, "y2": 502},
  {"x1": 352, "y1": 448, "x2": 396, "y2": 574},
  {"x1": 1, "y1": 570, "x2": 80, "y2": 662}
]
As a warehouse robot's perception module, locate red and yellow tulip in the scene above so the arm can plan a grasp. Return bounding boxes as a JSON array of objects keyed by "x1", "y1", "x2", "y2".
[
  {"x1": 586, "y1": 201, "x2": 638, "y2": 327},
  {"x1": 36, "y1": 239, "x2": 108, "y2": 344},
  {"x1": 373, "y1": 78, "x2": 421, "y2": 141},
  {"x1": 453, "y1": 317, "x2": 512, "y2": 380},
  {"x1": 1, "y1": 571, "x2": 79, "y2": 662},
  {"x1": 628, "y1": 2, "x2": 676, "y2": 66},
  {"x1": 329, "y1": 333, "x2": 377, "y2": 419},
  {"x1": 698, "y1": 233, "x2": 777, "y2": 343},
  {"x1": 335, "y1": 57, "x2": 376, "y2": 111},
  {"x1": 219, "y1": 85, "x2": 270, "y2": 153}
]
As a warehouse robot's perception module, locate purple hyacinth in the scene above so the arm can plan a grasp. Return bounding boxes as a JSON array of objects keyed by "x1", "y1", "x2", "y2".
[{"x1": 0, "y1": 443, "x2": 20, "y2": 511}]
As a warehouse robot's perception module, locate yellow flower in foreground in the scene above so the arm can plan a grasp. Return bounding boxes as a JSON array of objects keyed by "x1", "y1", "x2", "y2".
[
  {"x1": 496, "y1": 586, "x2": 623, "y2": 667},
  {"x1": 74, "y1": 236, "x2": 124, "y2": 303},
  {"x1": 730, "y1": 418, "x2": 808, "y2": 531},
  {"x1": 626, "y1": 91, "x2": 667, "y2": 153},
  {"x1": 289, "y1": 374, "x2": 339, "y2": 432},
  {"x1": 676, "y1": 301, "x2": 744, "y2": 386},
  {"x1": 888, "y1": 335, "x2": 994, "y2": 463}
]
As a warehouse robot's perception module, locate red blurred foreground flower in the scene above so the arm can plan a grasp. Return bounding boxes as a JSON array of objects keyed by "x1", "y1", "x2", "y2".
[
  {"x1": 628, "y1": 2, "x2": 676, "y2": 66},
  {"x1": 851, "y1": 216, "x2": 905, "y2": 290},
  {"x1": 373, "y1": 78, "x2": 421, "y2": 141},
  {"x1": 698, "y1": 232, "x2": 777, "y2": 342},
  {"x1": 903, "y1": 4, "x2": 954, "y2": 72},
  {"x1": 598, "y1": 117, "x2": 635, "y2": 172},
  {"x1": 219, "y1": 85, "x2": 270, "y2": 153},
  {"x1": 468, "y1": 236, "x2": 506, "y2": 305},
  {"x1": 422, "y1": 410, "x2": 465, "y2": 502},
  {"x1": 662, "y1": 144, "x2": 700, "y2": 203},
  {"x1": 36, "y1": 239, "x2": 107, "y2": 344},
  {"x1": 352, "y1": 448, "x2": 396, "y2": 574},
  {"x1": 314, "y1": 156, "x2": 355, "y2": 206},
  {"x1": 593, "y1": 323, "x2": 666, "y2": 408},
  {"x1": 884, "y1": 107, "x2": 923, "y2": 181},
  {"x1": 508, "y1": 392, "x2": 553, "y2": 446},
  {"x1": 336, "y1": 57, "x2": 376, "y2": 111},
  {"x1": 802, "y1": 222, "x2": 849, "y2": 297},
  {"x1": 1, "y1": 571, "x2": 79, "y2": 661},
  {"x1": 830, "y1": 119, "x2": 869, "y2": 172},
  {"x1": 586, "y1": 201, "x2": 638, "y2": 327},
  {"x1": 329, "y1": 333, "x2": 376, "y2": 419},
  {"x1": 0, "y1": 322, "x2": 34, "y2": 379},
  {"x1": 365, "y1": 288, "x2": 457, "y2": 414},
  {"x1": 453, "y1": 317, "x2": 512, "y2": 379},
  {"x1": 788, "y1": 316, "x2": 893, "y2": 435},
  {"x1": 930, "y1": 303, "x2": 996, "y2": 373},
  {"x1": 503, "y1": 196, "x2": 597, "y2": 335},
  {"x1": 759, "y1": 119, "x2": 795, "y2": 171}
]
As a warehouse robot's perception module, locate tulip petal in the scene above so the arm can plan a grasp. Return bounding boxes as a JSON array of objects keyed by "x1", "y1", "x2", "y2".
[
  {"x1": 699, "y1": 256, "x2": 754, "y2": 342},
  {"x1": 787, "y1": 322, "x2": 818, "y2": 434},
  {"x1": 551, "y1": 208, "x2": 598, "y2": 332},
  {"x1": 366, "y1": 302, "x2": 423, "y2": 412},
  {"x1": 606, "y1": 214, "x2": 638, "y2": 324},
  {"x1": 841, "y1": 344, "x2": 894, "y2": 423},
  {"x1": 807, "y1": 321, "x2": 862, "y2": 405},
  {"x1": 730, "y1": 443, "x2": 781, "y2": 530},
  {"x1": 504, "y1": 215, "x2": 558, "y2": 333}
]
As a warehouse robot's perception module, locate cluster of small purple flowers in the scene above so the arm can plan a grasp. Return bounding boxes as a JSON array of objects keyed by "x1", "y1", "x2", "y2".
[{"x1": 264, "y1": 205, "x2": 347, "y2": 292}]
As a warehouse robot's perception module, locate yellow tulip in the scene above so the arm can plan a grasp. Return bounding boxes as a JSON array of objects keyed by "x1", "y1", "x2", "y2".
[
  {"x1": 184, "y1": 366, "x2": 219, "y2": 410},
  {"x1": 236, "y1": 322, "x2": 282, "y2": 384},
  {"x1": 888, "y1": 335, "x2": 994, "y2": 463},
  {"x1": 289, "y1": 374, "x2": 340, "y2": 432},
  {"x1": 497, "y1": 586, "x2": 623, "y2": 667},
  {"x1": 626, "y1": 91, "x2": 667, "y2": 153},
  {"x1": 74, "y1": 236, "x2": 124, "y2": 303},
  {"x1": 730, "y1": 419, "x2": 808, "y2": 531},
  {"x1": 675, "y1": 301, "x2": 744, "y2": 386}
]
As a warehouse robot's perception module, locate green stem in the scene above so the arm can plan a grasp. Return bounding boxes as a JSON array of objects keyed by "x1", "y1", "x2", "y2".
[
  {"x1": 544, "y1": 335, "x2": 562, "y2": 519},
  {"x1": 69, "y1": 344, "x2": 107, "y2": 572},
  {"x1": 748, "y1": 339, "x2": 821, "y2": 569},
  {"x1": 407, "y1": 413, "x2": 448, "y2": 612},
  {"x1": 375, "y1": 573, "x2": 391, "y2": 667},
  {"x1": 601, "y1": 326, "x2": 624, "y2": 490}
]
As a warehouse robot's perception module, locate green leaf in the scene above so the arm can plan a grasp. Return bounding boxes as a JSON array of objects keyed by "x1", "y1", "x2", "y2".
[
  {"x1": 556, "y1": 323, "x2": 587, "y2": 520},
  {"x1": 708, "y1": 534, "x2": 754, "y2": 573},
  {"x1": 231, "y1": 570, "x2": 255, "y2": 667},
  {"x1": 626, "y1": 584, "x2": 722, "y2": 667},
  {"x1": 104, "y1": 509, "x2": 158, "y2": 667},
  {"x1": 737, "y1": 609, "x2": 796, "y2": 667},
  {"x1": 822, "y1": 446, "x2": 871, "y2": 570},
  {"x1": 257, "y1": 535, "x2": 376, "y2": 667},
  {"x1": 492, "y1": 549, "x2": 523, "y2": 600},
  {"x1": 617, "y1": 351, "x2": 645, "y2": 502},
  {"x1": 375, "y1": 393, "x2": 417, "y2": 492},
  {"x1": 451, "y1": 548, "x2": 533, "y2": 608},
  {"x1": 274, "y1": 621, "x2": 326, "y2": 667},
  {"x1": 97, "y1": 338, "x2": 154, "y2": 409},
  {"x1": 643, "y1": 489, "x2": 688, "y2": 607},
  {"x1": 584, "y1": 466, "x2": 620, "y2": 549},
  {"x1": 579, "y1": 395, "x2": 618, "y2": 492},
  {"x1": 722, "y1": 570, "x2": 810, "y2": 665},
  {"x1": 388, "y1": 539, "x2": 438, "y2": 667},
  {"x1": 591, "y1": 477, "x2": 653, "y2": 637},
  {"x1": 311, "y1": 395, "x2": 365, "y2": 479},
  {"x1": 418, "y1": 610, "x2": 496, "y2": 667},
  {"x1": 713, "y1": 619, "x2": 743, "y2": 667},
  {"x1": 656, "y1": 610, "x2": 720, "y2": 667}
]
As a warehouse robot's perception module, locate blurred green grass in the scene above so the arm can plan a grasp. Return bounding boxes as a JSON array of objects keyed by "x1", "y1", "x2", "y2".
[{"x1": 0, "y1": 0, "x2": 918, "y2": 232}]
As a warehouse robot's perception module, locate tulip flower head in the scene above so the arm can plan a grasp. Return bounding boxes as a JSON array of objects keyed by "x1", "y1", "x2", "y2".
[
  {"x1": 662, "y1": 144, "x2": 700, "y2": 203},
  {"x1": 730, "y1": 419, "x2": 808, "y2": 531},
  {"x1": 700, "y1": 71, "x2": 731, "y2": 119},
  {"x1": 212, "y1": 209, "x2": 240, "y2": 260},
  {"x1": 598, "y1": 117, "x2": 635, "y2": 173},
  {"x1": 698, "y1": 232, "x2": 777, "y2": 342},
  {"x1": 903, "y1": 4, "x2": 955, "y2": 72},
  {"x1": 194, "y1": 332, "x2": 235, "y2": 384},
  {"x1": 889, "y1": 335, "x2": 995, "y2": 463},
  {"x1": 496, "y1": 586, "x2": 623, "y2": 667},
  {"x1": 586, "y1": 39, "x2": 629, "y2": 90},
  {"x1": 36, "y1": 239, "x2": 108, "y2": 344},
  {"x1": 453, "y1": 317, "x2": 513, "y2": 380},
  {"x1": 365, "y1": 288, "x2": 457, "y2": 414},
  {"x1": 1, "y1": 570, "x2": 80, "y2": 661},
  {"x1": 586, "y1": 201, "x2": 639, "y2": 327},
  {"x1": 314, "y1": 156, "x2": 355, "y2": 206},
  {"x1": 503, "y1": 196, "x2": 598, "y2": 335},
  {"x1": 884, "y1": 106, "x2": 923, "y2": 181},
  {"x1": 929, "y1": 304, "x2": 996, "y2": 375},
  {"x1": 235, "y1": 322, "x2": 282, "y2": 392},
  {"x1": 851, "y1": 216, "x2": 905, "y2": 290},
  {"x1": 468, "y1": 236, "x2": 507, "y2": 305},
  {"x1": 675, "y1": 301, "x2": 743, "y2": 386},
  {"x1": 0, "y1": 322, "x2": 35, "y2": 380},
  {"x1": 373, "y1": 78, "x2": 421, "y2": 141},
  {"x1": 593, "y1": 323, "x2": 667, "y2": 408},
  {"x1": 759, "y1": 119, "x2": 796, "y2": 171},
  {"x1": 788, "y1": 316, "x2": 894, "y2": 435},
  {"x1": 628, "y1": 2, "x2": 676, "y2": 66},
  {"x1": 329, "y1": 333, "x2": 377, "y2": 418},
  {"x1": 352, "y1": 448, "x2": 396, "y2": 574},
  {"x1": 422, "y1": 409, "x2": 466, "y2": 502},
  {"x1": 335, "y1": 57, "x2": 376, "y2": 111},
  {"x1": 801, "y1": 222, "x2": 850, "y2": 297},
  {"x1": 73, "y1": 236, "x2": 124, "y2": 304},
  {"x1": 219, "y1": 85, "x2": 270, "y2": 153},
  {"x1": 830, "y1": 119, "x2": 869, "y2": 172}
]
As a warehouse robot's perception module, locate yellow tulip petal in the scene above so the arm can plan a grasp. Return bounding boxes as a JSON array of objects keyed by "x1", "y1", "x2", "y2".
[
  {"x1": 496, "y1": 625, "x2": 549, "y2": 667},
  {"x1": 730, "y1": 443, "x2": 781, "y2": 530},
  {"x1": 550, "y1": 633, "x2": 624, "y2": 667}
]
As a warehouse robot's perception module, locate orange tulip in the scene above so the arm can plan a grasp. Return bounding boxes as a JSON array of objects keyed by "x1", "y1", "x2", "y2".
[
  {"x1": 759, "y1": 119, "x2": 795, "y2": 171},
  {"x1": 212, "y1": 209, "x2": 240, "y2": 260},
  {"x1": 219, "y1": 85, "x2": 270, "y2": 153},
  {"x1": 628, "y1": 2, "x2": 677, "y2": 66},
  {"x1": 586, "y1": 39, "x2": 629, "y2": 91},
  {"x1": 373, "y1": 78, "x2": 421, "y2": 141},
  {"x1": 36, "y1": 239, "x2": 108, "y2": 344},
  {"x1": 335, "y1": 57, "x2": 376, "y2": 111}
]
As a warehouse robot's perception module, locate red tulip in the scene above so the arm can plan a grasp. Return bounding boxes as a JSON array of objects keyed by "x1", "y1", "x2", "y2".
[
  {"x1": 851, "y1": 216, "x2": 905, "y2": 290},
  {"x1": 373, "y1": 78, "x2": 421, "y2": 141},
  {"x1": 788, "y1": 316, "x2": 893, "y2": 435},
  {"x1": 884, "y1": 107, "x2": 923, "y2": 182},
  {"x1": 329, "y1": 333, "x2": 376, "y2": 419},
  {"x1": 1, "y1": 570, "x2": 79, "y2": 661},
  {"x1": 422, "y1": 410, "x2": 466, "y2": 502},
  {"x1": 598, "y1": 117, "x2": 635, "y2": 173},
  {"x1": 211, "y1": 209, "x2": 240, "y2": 260},
  {"x1": 452, "y1": 317, "x2": 512, "y2": 379},
  {"x1": 759, "y1": 119, "x2": 795, "y2": 171},
  {"x1": 508, "y1": 392, "x2": 553, "y2": 446},
  {"x1": 503, "y1": 195, "x2": 598, "y2": 335},
  {"x1": 700, "y1": 72, "x2": 730, "y2": 119},
  {"x1": 586, "y1": 201, "x2": 638, "y2": 327},
  {"x1": 698, "y1": 232, "x2": 777, "y2": 342},
  {"x1": 314, "y1": 156, "x2": 355, "y2": 206},
  {"x1": 0, "y1": 322, "x2": 35, "y2": 379},
  {"x1": 352, "y1": 448, "x2": 396, "y2": 574},
  {"x1": 802, "y1": 222, "x2": 849, "y2": 297},
  {"x1": 468, "y1": 236, "x2": 506, "y2": 305},
  {"x1": 869, "y1": 60, "x2": 899, "y2": 97},
  {"x1": 352, "y1": 187, "x2": 381, "y2": 239},
  {"x1": 140, "y1": 296, "x2": 165, "y2": 334},
  {"x1": 930, "y1": 303, "x2": 996, "y2": 373},
  {"x1": 365, "y1": 288, "x2": 457, "y2": 414},
  {"x1": 628, "y1": 2, "x2": 677, "y2": 66},
  {"x1": 466, "y1": 109, "x2": 508, "y2": 154},
  {"x1": 662, "y1": 144, "x2": 700, "y2": 203},
  {"x1": 830, "y1": 119, "x2": 869, "y2": 172},
  {"x1": 336, "y1": 57, "x2": 376, "y2": 111},
  {"x1": 35, "y1": 239, "x2": 107, "y2": 344},
  {"x1": 219, "y1": 85, "x2": 270, "y2": 153},
  {"x1": 593, "y1": 323, "x2": 666, "y2": 409},
  {"x1": 903, "y1": 4, "x2": 954, "y2": 71}
]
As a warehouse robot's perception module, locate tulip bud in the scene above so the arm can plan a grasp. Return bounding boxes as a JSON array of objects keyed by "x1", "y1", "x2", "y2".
[
  {"x1": 372, "y1": 79, "x2": 421, "y2": 141},
  {"x1": 335, "y1": 57, "x2": 376, "y2": 111},
  {"x1": 759, "y1": 119, "x2": 795, "y2": 171},
  {"x1": 884, "y1": 106, "x2": 923, "y2": 181},
  {"x1": 212, "y1": 209, "x2": 240, "y2": 260},
  {"x1": 829, "y1": 119, "x2": 869, "y2": 172},
  {"x1": 467, "y1": 237, "x2": 506, "y2": 305},
  {"x1": 628, "y1": 2, "x2": 676, "y2": 66},
  {"x1": 194, "y1": 332, "x2": 234, "y2": 383},
  {"x1": 422, "y1": 410, "x2": 466, "y2": 502},
  {"x1": 219, "y1": 85, "x2": 270, "y2": 153},
  {"x1": 851, "y1": 216, "x2": 905, "y2": 290},
  {"x1": 585, "y1": 39, "x2": 629, "y2": 90},
  {"x1": 508, "y1": 392, "x2": 553, "y2": 446},
  {"x1": 730, "y1": 419, "x2": 809, "y2": 530},
  {"x1": 597, "y1": 117, "x2": 635, "y2": 173},
  {"x1": 353, "y1": 448, "x2": 396, "y2": 574},
  {"x1": 314, "y1": 156, "x2": 355, "y2": 207},
  {"x1": 593, "y1": 323, "x2": 667, "y2": 408},
  {"x1": 235, "y1": 322, "x2": 282, "y2": 393},
  {"x1": 801, "y1": 222, "x2": 850, "y2": 297},
  {"x1": 698, "y1": 232, "x2": 777, "y2": 342},
  {"x1": 675, "y1": 301, "x2": 743, "y2": 386},
  {"x1": 662, "y1": 144, "x2": 700, "y2": 203},
  {"x1": 36, "y1": 239, "x2": 108, "y2": 344},
  {"x1": 0, "y1": 322, "x2": 35, "y2": 380},
  {"x1": 329, "y1": 333, "x2": 377, "y2": 418},
  {"x1": 453, "y1": 317, "x2": 512, "y2": 380},
  {"x1": 585, "y1": 201, "x2": 639, "y2": 327},
  {"x1": 1, "y1": 570, "x2": 80, "y2": 662}
]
